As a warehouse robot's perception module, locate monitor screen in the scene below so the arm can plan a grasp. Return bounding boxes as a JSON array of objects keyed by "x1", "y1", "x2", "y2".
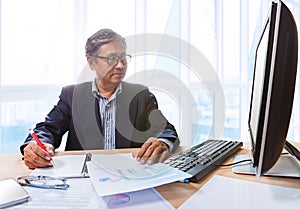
[
  {"x1": 248, "y1": 0, "x2": 298, "y2": 177},
  {"x1": 249, "y1": 17, "x2": 271, "y2": 161}
]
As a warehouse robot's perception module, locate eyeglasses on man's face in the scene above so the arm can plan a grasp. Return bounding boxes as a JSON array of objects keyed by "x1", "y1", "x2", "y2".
[
  {"x1": 93, "y1": 54, "x2": 131, "y2": 66},
  {"x1": 17, "y1": 175, "x2": 69, "y2": 190}
]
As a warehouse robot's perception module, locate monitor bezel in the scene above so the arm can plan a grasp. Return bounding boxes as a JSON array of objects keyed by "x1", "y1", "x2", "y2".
[
  {"x1": 248, "y1": 2, "x2": 278, "y2": 171},
  {"x1": 248, "y1": 0, "x2": 299, "y2": 177}
]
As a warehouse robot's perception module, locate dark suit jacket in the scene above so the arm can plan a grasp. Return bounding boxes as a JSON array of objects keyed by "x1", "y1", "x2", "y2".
[{"x1": 20, "y1": 81, "x2": 179, "y2": 154}]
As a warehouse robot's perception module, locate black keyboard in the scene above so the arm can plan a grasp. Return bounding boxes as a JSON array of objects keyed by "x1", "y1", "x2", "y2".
[{"x1": 164, "y1": 139, "x2": 243, "y2": 182}]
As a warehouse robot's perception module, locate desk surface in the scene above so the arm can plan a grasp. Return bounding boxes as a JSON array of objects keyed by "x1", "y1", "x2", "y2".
[{"x1": 1, "y1": 143, "x2": 300, "y2": 208}]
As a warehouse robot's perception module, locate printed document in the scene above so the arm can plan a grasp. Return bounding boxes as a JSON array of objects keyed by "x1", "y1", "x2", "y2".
[
  {"x1": 11, "y1": 178, "x2": 98, "y2": 209},
  {"x1": 98, "y1": 188, "x2": 174, "y2": 209},
  {"x1": 88, "y1": 153, "x2": 192, "y2": 196}
]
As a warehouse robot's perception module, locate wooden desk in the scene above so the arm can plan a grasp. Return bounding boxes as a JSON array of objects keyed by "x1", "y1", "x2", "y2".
[{"x1": 1, "y1": 144, "x2": 300, "y2": 208}]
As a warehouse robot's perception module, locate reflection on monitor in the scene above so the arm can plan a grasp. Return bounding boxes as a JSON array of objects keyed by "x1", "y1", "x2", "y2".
[{"x1": 233, "y1": 0, "x2": 300, "y2": 177}]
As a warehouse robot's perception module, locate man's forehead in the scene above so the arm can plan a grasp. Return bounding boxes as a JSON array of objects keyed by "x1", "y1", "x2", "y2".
[{"x1": 98, "y1": 40, "x2": 126, "y2": 54}]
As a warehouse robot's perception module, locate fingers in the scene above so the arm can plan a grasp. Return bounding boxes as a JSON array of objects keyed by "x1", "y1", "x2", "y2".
[
  {"x1": 136, "y1": 138, "x2": 169, "y2": 165},
  {"x1": 44, "y1": 143, "x2": 55, "y2": 156},
  {"x1": 136, "y1": 139, "x2": 152, "y2": 163},
  {"x1": 23, "y1": 141, "x2": 54, "y2": 169}
]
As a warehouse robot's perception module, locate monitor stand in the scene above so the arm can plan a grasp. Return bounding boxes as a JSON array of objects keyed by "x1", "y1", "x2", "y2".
[{"x1": 231, "y1": 154, "x2": 300, "y2": 178}]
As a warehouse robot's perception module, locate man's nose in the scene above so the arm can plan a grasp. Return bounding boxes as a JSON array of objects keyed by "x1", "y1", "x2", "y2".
[{"x1": 115, "y1": 58, "x2": 125, "y2": 68}]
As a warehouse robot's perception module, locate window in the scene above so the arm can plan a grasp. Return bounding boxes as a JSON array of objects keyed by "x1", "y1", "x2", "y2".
[{"x1": 1, "y1": 0, "x2": 299, "y2": 153}]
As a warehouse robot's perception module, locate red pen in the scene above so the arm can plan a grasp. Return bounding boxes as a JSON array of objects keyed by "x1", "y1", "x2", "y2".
[
  {"x1": 29, "y1": 128, "x2": 54, "y2": 166},
  {"x1": 29, "y1": 129, "x2": 47, "y2": 151}
]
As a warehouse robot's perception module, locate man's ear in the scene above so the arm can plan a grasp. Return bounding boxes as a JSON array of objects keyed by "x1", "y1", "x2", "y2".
[{"x1": 87, "y1": 56, "x2": 96, "y2": 70}]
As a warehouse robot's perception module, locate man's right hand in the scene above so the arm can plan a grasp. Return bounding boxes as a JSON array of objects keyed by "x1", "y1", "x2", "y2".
[{"x1": 23, "y1": 141, "x2": 55, "y2": 169}]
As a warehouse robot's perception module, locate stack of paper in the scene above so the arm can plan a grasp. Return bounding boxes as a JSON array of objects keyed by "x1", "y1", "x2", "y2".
[
  {"x1": 17, "y1": 153, "x2": 189, "y2": 208},
  {"x1": 12, "y1": 177, "x2": 175, "y2": 209}
]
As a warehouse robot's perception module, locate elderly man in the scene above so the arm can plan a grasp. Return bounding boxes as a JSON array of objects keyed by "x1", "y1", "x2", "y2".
[{"x1": 20, "y1": 29, "x2": 179, "y2": 169}]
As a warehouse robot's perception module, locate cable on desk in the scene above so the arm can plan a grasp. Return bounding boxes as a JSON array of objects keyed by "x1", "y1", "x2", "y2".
[
  {"x1": 215, "y1": 150, "x2": 296, "y2": 168},
  {"x1": 218, "y1": 159, "x2": 252, "y2": 167},
  {"x1": 218, "y1": 152, "x2": 290, "y2": 167}
]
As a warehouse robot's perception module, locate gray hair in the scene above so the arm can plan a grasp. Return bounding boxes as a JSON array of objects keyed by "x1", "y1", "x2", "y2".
[{"x1": 85, "y1": 29, "x2": 126, "y2": 57}]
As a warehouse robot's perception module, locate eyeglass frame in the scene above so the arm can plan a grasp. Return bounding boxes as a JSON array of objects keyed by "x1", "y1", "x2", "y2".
[
  {"x1": 17, "y1": 175, "x2": 69, "y2": 190},
  {"x1": 92, "y1": 54, "x2": 131, "y2": 66}
]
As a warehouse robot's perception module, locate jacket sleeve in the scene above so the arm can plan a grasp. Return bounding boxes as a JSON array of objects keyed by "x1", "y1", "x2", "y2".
[{"x1": 20, "y1": 86, "x2": 73, "y2": 155}]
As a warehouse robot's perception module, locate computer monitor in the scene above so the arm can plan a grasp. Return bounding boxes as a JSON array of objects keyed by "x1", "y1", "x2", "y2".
[{"x1": 233, "y1": 0, "x2": 300, "y2": 177}]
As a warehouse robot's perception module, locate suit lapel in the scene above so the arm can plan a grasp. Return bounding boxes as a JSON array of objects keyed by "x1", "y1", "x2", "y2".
[
  {"x1": 115, "y1": 83, "x2": 134, "y2": 148},
  {"x1": 72, "y1": 82, "x2": 104, "y2": 149}
]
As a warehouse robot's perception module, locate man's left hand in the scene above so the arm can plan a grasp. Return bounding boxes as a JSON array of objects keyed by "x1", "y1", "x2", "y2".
[{"x1": 136, "y1": 137, "x2": 170, "y2": 164}]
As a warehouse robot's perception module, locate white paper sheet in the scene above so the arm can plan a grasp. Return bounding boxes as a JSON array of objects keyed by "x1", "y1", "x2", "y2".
[
  {"x1": 10, "y1": 178, "x2": 98, "y2": 209},
  {"x1": 178, "y1": 175, "x2": 300, "y2": 209},
  {"x1": 88, "y1": 154, "x2": 192, "y2": 196},
  {"x1": 31, "y1": 155, "x2": 87, "y2": 178}
]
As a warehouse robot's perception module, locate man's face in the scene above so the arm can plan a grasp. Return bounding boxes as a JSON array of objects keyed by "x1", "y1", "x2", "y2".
[{"x1": 89, "y1": 39, "x2": 127, "y2": 87}]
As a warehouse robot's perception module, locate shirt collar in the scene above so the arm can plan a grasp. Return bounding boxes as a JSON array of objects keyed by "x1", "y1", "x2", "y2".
[{"x1": 92, "y1": 78, "x2": 122, "y2": 99}]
